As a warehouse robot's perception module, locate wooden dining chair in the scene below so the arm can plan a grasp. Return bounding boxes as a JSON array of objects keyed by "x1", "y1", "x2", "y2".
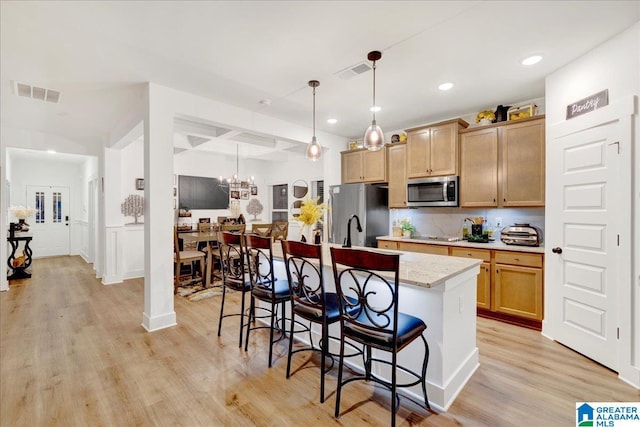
[
  {"x1": 251, "y1": 223, "x2": 272, "y2": 237},
  {"x1": 221, "y1": 223, "x2": 246, "y2": 234},
  {"x1": 173, "y1": 226, "x2": 206, "y2": 294},
  {"x1": 271, "y1": 221, "x2": 289, "y2": 240}
]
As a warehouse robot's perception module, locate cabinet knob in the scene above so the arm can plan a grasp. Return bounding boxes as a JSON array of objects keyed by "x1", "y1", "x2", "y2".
[
  {"x1": 503, "y1": 198, "x2": 506, "y2": 202},
  {"x1": 552, "y1": 247, "x2": 563, "y2": 254},
  {"x1": 514, "y1": 257, "x2": 520, "y2": 261}
]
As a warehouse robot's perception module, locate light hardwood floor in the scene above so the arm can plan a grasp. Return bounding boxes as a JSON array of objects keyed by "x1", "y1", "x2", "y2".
[{"x1": 1, "y1": 256, "x2": 638, "y2": 426}]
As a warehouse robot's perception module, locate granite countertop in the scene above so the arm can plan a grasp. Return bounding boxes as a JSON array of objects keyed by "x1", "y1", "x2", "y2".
[
  {"x1": 272, "y1": 242, "x2": 481, "y2": 289},
  {"x1": 377, "y1": 236, "x2": 545, "y2": 254}
]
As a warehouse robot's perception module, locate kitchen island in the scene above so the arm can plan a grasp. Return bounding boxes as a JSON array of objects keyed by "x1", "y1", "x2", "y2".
[{"x1": 271, "y1": 243, "x2": 481, "y2": 411}]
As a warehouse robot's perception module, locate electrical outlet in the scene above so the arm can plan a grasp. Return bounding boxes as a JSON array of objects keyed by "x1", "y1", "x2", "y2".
[{"x1": 495, "y1": 217, "x2": 502, "y2": 227}]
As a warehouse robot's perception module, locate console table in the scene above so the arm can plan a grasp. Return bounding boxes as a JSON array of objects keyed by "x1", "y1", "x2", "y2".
[{"x1": 7, "y1": 233, "x2": 33, "y2": 280}]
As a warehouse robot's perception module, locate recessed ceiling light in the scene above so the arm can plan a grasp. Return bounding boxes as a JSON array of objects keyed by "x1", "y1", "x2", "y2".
[
  {"x1": 327, "y1": 118, "x2": 337, "y2": 124},
  {"x1": 370, "y1": 105, "x2": 381, "y2": 112},
  {"x1": 438, "y1": 82, "x2": 454, "y2": 91},
  {"x1": 521, "y1": 55, "x2": 542, "y2": 66},
  {"x1": 47, "y1": 149, "x2": 56, "y2": 154}
]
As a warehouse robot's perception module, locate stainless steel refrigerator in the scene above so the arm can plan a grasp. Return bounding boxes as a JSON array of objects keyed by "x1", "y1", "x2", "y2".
[{"x1": 328, "y1": 183, "x2": 389, "y2": 248}]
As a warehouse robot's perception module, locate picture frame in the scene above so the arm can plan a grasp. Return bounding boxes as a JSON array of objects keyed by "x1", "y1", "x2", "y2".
[
  {"x1": 230, "y1": 190, "x2": 240, "y2": 200},
  {"x1": 241, "y1": 181, "x2": 250, "y2": 189},
  {"x1": 173, "y1": 187, "x2": 177, "y2": 197},
  {"x1": 240, "y1": 190, "x2": 249, "y2": 200},
  {"x1": 135, "y1": 178, "x2": 144, "y2": 190},
  {"x1": 250, "y1": 185, "x2": 258, "y2": 196}
]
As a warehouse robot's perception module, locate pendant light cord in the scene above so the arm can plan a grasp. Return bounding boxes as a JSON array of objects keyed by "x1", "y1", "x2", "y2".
[
  {"x1": 313, "y1": 85, "x2": 316, "y2": 137},
  {"x1": 372, "y1": 60, "x2": 377, "y2": 122}
]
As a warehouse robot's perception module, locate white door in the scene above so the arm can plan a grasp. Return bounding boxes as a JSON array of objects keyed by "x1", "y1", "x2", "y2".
[
  {"x1": 26, "y1": 185, "x2": 70, "y2": 258},
  {"x1": 546, "y1": 115, "x2": 621, "y2": 370}
]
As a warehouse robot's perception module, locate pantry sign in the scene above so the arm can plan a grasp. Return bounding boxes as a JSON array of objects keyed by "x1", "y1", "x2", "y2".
[{"x1": 566, "y1": 89, "x2": 609, "y2": 119}]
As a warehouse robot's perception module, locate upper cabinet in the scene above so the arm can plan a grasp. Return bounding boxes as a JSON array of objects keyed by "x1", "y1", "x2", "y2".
[
  {"x1": 341, "y1": 148, "x2": 386, "y2": 184},
  {"x1": 460, "y1": 116, "x2": 545, "y2": 208},
  {"x1": 406, "y1": 118, "x2": 469, "y2": 178},
  {"x1": 386, "y1": 143, "x2": 407, "y2": 208}
]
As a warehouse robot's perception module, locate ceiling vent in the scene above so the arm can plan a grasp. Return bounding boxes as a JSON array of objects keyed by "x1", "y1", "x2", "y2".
[
  {"x1": 335, "y1": 62, "x2": 371, "y2": 80},
  {"x1": 14, "y1": 81, "x2": 61, "y2": 103}
]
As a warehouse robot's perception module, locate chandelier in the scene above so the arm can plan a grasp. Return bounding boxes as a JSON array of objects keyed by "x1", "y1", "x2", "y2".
[{"x1": 217, "y1": 144, "x2": 255, "y2": 199}]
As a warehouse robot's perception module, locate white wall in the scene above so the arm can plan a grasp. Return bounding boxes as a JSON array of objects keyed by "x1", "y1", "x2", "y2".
[{"x1": 545, "y1": 21, "x2": 639, "y2": 387}]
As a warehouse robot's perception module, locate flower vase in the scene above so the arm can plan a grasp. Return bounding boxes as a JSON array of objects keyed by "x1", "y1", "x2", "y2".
[{"x1": 402, "y1": 230, "x2": 412, "y2": 238}]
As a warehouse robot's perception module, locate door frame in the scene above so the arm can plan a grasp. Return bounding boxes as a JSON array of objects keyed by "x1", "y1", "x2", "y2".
[{"x1": 543, "y1": 95, "x2": 636, "y2": 385}]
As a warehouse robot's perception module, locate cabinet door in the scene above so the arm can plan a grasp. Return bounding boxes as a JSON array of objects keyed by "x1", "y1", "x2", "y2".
[
  {"x1": 477, "y1": 262, "x2": 492, "y2": 310},
  {"x1": 406, "y1": 129, "x2": 430, "y2": 178},
  {"x1": 460, "y1": 128, "x2": 498, "y2": 207},
  {"x1": 387, "y1": 143, "x2": 407, "y2": 208},
  {"x1": 363, "y1": 149, "x2": 387, "y2": 182},
  {"x1": 341, "y1": 151, "x2": 363, "y2": 183},
  {"x1": 429, "y1": 122, "x2": 458, "y2": 176},
  {"x1": 500, "y1": 119, "x2": 545, "y2": 206},
  {"x1": 493, "y1": 264, "x2": 543, "y2": 320}
]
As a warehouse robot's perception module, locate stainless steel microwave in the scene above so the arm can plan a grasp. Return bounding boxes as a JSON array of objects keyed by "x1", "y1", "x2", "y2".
[{"x1": 406, "y1": 176, "x2": 459, "y2": 207}]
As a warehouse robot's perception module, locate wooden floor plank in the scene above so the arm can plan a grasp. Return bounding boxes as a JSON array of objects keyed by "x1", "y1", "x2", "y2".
[{"x1": 1, "y1": 256, "x2": 637, "y2": 426}]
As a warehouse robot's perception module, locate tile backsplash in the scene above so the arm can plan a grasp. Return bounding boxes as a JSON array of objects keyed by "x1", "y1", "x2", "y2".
[{"x1": 389, "y1": 207, "x2": 545, "y2": 240}]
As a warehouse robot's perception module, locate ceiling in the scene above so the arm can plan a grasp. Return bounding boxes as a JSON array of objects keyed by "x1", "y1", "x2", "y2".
[{"x1": 1, "y1": 1, "x2": 639, "y2": 160}]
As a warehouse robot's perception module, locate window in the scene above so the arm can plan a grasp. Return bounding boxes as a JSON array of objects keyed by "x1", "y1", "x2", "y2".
[
  {"x1": 52, "y1": 192, "x2": 62, "y2": 223},
  {"x1": 35, "y1": 192, "x2": 45, "y2": 224},
  {"x1": 271, "y1": 184, "x2": 287, "y2": 222}
]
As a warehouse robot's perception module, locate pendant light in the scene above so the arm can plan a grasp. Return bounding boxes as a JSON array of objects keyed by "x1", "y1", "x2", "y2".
[
  {"x1": 306, "y1": 80, "x2": 322, "y2": 161},
  {"x1": 364, "y1": 50, "x2": 385, "y2": 151}
]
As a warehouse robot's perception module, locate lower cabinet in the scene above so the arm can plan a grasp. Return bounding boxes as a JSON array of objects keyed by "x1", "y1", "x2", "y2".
[
  {"x1": 493, "y1": 251, "x2": 543, "y2": 321},
  {"x1": 381, "y1": 239, "x2": 544, "y2": 330},
  {"x1": 398, "y1": 242, "x2": 449, "y2": 255}
]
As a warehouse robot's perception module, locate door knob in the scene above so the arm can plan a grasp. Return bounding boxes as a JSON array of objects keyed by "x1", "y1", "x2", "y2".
[{"x1": 552, "y1": 247, "x2": 563, "y2": 254}]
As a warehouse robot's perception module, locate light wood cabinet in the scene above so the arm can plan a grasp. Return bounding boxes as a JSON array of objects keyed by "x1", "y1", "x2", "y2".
[
  {"x1": 397, "y1": 242, "x2": 449, "y2": 255},
  {"x1": 385, "y1": 239, "x2": 545, "y2": 329},
  {"x1": 406, "y1": 119, "x2": 468, "y2": 178},
  {"x1": 450, "y1": 247, "x2": 492, "y2": 310},
  {"x1": 341, "y1": 148, "x2": 386, "y2": 184},
  {"x1": 494, "y1": 254, "x2": 543, "y2": 320},
  {"x1": 459, "y1": 116, "x2": 545, "y2": 208},
  {"x1": 377, "y1": 240, "x2": 398, "y2": 250},
  {"x1": 459, "y1": 128, "x2": 499, "y2": 207},
  {"x1": 387, "y1": 143, "x2": 407, "y2": 208},
  {"x1": 500, "y1": 119, "x2": 545, "y2": 206}
]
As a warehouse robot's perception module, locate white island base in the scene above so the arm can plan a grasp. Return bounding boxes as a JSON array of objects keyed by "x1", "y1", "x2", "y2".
[{"x1": 270, "y1": 244, "x2": 481, "y2": 411}]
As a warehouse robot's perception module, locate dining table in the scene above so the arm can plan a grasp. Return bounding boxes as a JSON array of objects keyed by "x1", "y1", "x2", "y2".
[{"x1": 180, "y1": 230, "x2": 219, "y2": 287}]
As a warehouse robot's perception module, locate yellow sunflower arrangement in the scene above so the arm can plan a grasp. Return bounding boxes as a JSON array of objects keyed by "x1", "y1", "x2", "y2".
[{"x1": 296, "y1": 196, "x2": 328, "y2": 227}]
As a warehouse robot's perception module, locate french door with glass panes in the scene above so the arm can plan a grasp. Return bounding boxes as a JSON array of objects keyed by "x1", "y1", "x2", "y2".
[{"x1": 26, "y1": 186, "x2": 70, "y2": 257}]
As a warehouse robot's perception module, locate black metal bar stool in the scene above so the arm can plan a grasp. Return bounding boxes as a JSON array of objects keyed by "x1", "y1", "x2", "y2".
[
  {"x1": 217, "y1": 231, "x2": 251, "y2": 348},
  {"x1": 330, "y1": 247, "x2": 431, "y2": 427},
  {"x1": 243, "y1": 234, "x2": 291, "y2": 367}
]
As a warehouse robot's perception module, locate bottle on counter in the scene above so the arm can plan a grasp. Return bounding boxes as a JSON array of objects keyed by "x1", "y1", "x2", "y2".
[{"x1": 461, "y1": 220, "x2": 469, "y2": 240}]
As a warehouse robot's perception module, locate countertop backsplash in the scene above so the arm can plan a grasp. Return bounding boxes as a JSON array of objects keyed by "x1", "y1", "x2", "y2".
[{"x1": 389, "y1": 207, "x2": 545, "y2": 241}]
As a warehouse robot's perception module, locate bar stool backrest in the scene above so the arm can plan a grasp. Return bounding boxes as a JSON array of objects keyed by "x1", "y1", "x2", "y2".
[
  {"x1": 219, "y1": 231, "x2": 246, "y2": 285},
  {"x1": 244, "y1": 234, "x2": 276, "y2": 292},
  {"x1": 281, "y1": 240, "x2": 324, "y2": 317}
]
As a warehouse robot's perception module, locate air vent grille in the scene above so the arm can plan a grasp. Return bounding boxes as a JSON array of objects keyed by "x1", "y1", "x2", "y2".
[
  {"x1": 336, "y1": 62, "x2": 371, "y2": 80},
  {"x1": 14, "y1": 81, "x2": 61, "y2": 103}
]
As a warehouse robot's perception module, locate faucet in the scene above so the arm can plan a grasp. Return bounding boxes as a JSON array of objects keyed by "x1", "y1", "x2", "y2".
[{"x1": 343, "y1": 214, "x2": 363, "y2": 248}]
